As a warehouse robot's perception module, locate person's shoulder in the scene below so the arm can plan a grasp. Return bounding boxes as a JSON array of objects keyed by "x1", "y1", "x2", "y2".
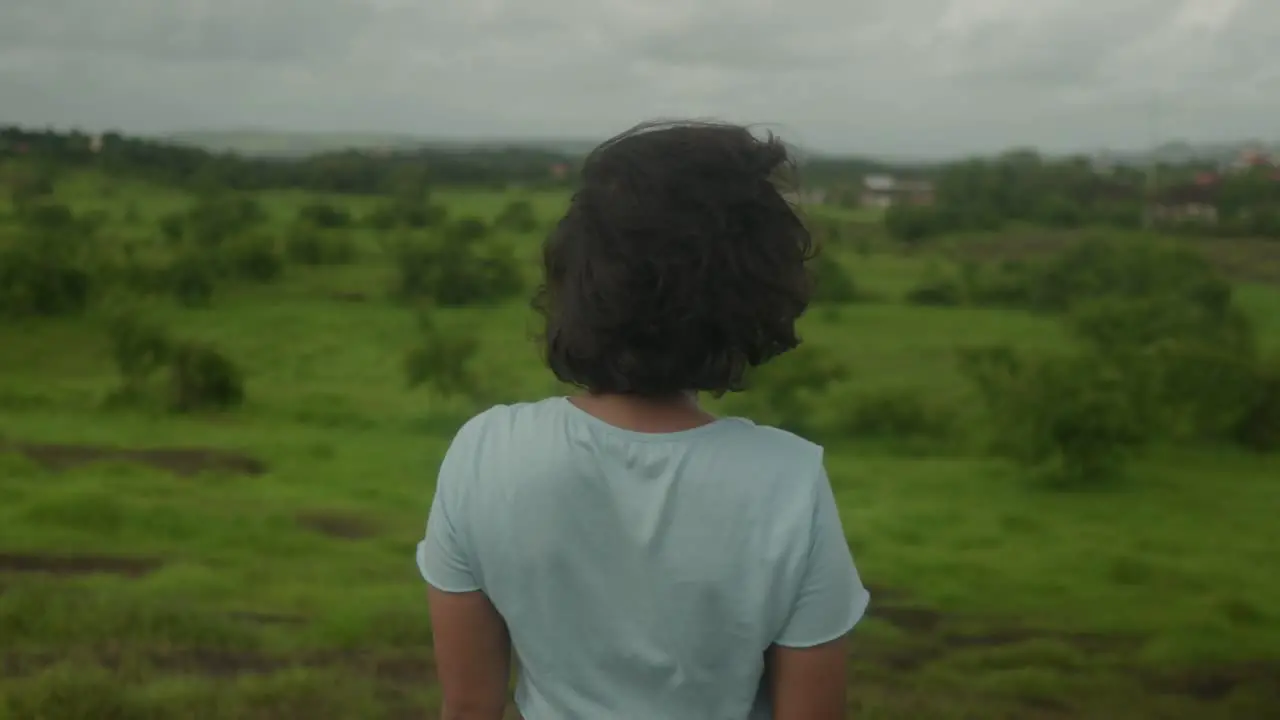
[
  {"x1": 720, "y1": 418, "x2": 825, "y2": 465},
  {"x1": 448, "y1": 398, "x2": 566, "y2": 443}
]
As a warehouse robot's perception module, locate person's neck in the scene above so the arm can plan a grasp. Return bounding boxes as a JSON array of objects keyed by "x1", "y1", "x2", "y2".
[{"x1": 569, "y1": 391, "x2": 718, "y2": 434}]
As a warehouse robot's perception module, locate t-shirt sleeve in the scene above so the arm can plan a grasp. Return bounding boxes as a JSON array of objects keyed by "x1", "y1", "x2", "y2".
[
  {"x1": 774, "y1": 465, "x2": 871, "y2": 648},
  {"x1": 416, "y1": 416, "x2": 484, "y2": 593}
]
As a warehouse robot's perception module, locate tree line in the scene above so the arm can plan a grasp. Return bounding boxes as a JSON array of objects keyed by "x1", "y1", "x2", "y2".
[
  {"x1": 0, "y1": 126, "x2": 576, "y2": 194},
  {"x1": 882, "y1": 150, "x2": 1280, "y2": 242}
]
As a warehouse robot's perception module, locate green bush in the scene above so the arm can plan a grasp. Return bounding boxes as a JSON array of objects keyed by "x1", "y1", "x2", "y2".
[
  {"x1": 958, "y1": 345, "x2": 1148, "y2": 488},
  {"x1": 810, "y1": 253, "x2": 867, "y2": 304},
  {"x1": 168, "y1": 342, "x2": 245, "y2": 412},
  {"x1": 392, "y1": 234, "x2": 522, "y2": 307},
  {"x1": 285, "y1": 225, "x2": 357, "y2": 265},
  {"x1": 884, "y1": 204, "x2": 942, "y2": 244},
  {"x1": 449, "y1": 217, "x2": 490, "y2": 243},
  {"x1": 1028, "y1": 236, "x2": 1228, "y2": 314},
  {"x1": 905, "y1": 266, "x2": 964, "y2": 307},
  {"x1": 960, "y1": 260, "x2": 1033, "y2": 308},
  {"x1": 365, "y1": 201, "x2": 447, "y2": 231},
  {"x1": 158, "y1": 213, "x2": 185, "y2": 244},
  {"x1": 297, "y1": 201, "x2": 352, "y2": 229},
  {"x1": 8, "y1": 169, "x2": 56, "y2": 207},
  {"x1": 223, "y1": 234, "x2": 283, "y2": 283},
  {"x1": 1067, "y1": 296, "x2": 1258, "y2": 442},
  {"x1": 404, "y1": 311, "x2": 481, "y2": 399},
  {"x1": 1234, "y1": 355, "x2": 1280, "y2": 452},
  {"x1": 104, "y1": 317, "x2": 244, "y2": 413},
  {"x1": 184, "y1": 194, "x2": 266, "y2": 248},
  {"x1": 837, "y1": 387, "x2": 954, "y2": 441},
  {"x1": 0, "y1": 230, "x2": 94, "y2": 318},
  {"x1": 106, "y1": 314, "x2": 172, "y2": 401},
  {"x1": 166, "y1": 252, "x2": 216, "y2": 308},
  {"x1": 728, "y1": 344, "x2": 847, "y2": 439},
  {"x1": 494, "y1": 199, "x2": 539, "y2": 233}
]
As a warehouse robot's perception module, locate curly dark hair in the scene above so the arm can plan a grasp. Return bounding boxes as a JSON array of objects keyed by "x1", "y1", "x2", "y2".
[{"x1": 533, "y1": 120, "x2": 815, "y2": 397}]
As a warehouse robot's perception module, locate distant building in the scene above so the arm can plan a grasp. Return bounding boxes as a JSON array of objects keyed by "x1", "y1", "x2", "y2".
[
  {"x1": 859, "y1": 174, "x2": 933, "y2": 208},
  {"x1": 550, "y1": 163, "x2": 569, "y2": 180},
  {"x1": 1228, "y1": 148, "x2": 1276, "y2": 172},
  {"x1": 1153, "y1": 177, "x2": 1221, "y2": 224},
  {"x1": 89, "y1": 133, "x2": 103, "y2": 154}
]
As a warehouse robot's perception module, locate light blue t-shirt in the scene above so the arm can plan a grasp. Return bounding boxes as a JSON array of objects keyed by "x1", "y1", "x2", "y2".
[{"x1": 417, "y1": 397, "x2": 870, "y2": 720}]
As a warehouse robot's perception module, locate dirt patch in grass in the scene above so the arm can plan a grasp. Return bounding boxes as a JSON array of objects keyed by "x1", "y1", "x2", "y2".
[
  {"x1": 3, "y1": 442, "x2": 267, "y2": 477},
  {"x1": 1145, "y1": 661, "x2": 1280, "y2": 702},
  {"x1": 297, "y1": 510, "x2": 378, "y2": 540},
  {"x1": 860, "y1": 588, "x2": 1280, "y2": 716},
  {"x1": 2, "y1": 647, "x2": 435, "y2": 682},
  {"x1": 0, "y1": 552, "x2": 162, "y2": 578},
  {"x1": 865, "y1": 592, "x2": 1142, "y2": 661}
]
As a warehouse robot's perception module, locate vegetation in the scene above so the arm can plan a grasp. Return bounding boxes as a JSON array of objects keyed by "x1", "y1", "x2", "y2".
[{"x1": 0, "y1": 128, "x2": 1278, "y2": 719}]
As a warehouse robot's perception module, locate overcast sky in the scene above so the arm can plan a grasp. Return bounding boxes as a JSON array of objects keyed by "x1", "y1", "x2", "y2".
[{"x1": 1, "y1": 0, "x2": 1276, "y2": 157}]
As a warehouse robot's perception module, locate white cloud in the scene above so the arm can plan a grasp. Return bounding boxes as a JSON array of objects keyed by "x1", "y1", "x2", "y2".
[{"x1": 0, "y1": 0, "x2": 1275, "y2": 155}]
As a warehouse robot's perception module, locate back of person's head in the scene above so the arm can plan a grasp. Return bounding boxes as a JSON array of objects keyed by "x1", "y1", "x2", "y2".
[{"x1": 534, "y1": 120, "x2": 815, "y2": 398}]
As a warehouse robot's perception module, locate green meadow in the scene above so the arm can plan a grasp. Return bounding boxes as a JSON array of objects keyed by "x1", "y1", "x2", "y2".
[{"x1": 0, "y1": 170, "x2": 1278, "y2": 719}]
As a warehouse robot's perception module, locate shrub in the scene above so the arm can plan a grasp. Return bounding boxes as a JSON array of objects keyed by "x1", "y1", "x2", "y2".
[
  {"x1": 168, "y1": 342, "x2": 245, "y2": 412},
  {"x1": 158, "y1": 213, "x2": 186, "y2": 244},
  {"x1": 1028, "y1": 236, "x2": 1228, "y2": 314},
  {"x1": 223, "y1": 234, "x2": 283, "y2": 283},
  {"x1": 284, "y1": 225, "x2": 357, "y2": 265},
  {"x1": 365, "y1": 201, "x2": 447, "y2": 230},
  {"x1": 392, "y1": 234, "x2": 522, "y2": 307},
  {"x1": 494, "y1": 200, "x2": 539, "y2": 233},
  {"x1": 837, "y1": 387, "x2": 954, "y2": 441},
  {"x1": 297, "y1": 201, "x2": 352, "y2": 229},
  {"x1": 404, "y1": 311, "x2": 481, "y2": 399},
  {"x1": 958, "y1": 345, "x2": 1148, "y2": 488},
  {"x1": 449, "y1": 217, "x2": 490, "y2": 243},
  {"x1": 8, "y1": 169, "x2": 55, "y2": 207},
  {"x1": 1067, "y1": 296, "x2": 1258, "y2": 442},
  {"x1": 884, "y1": 204, "x2": 941, "y2": 244},
  {"x1": 17, "y1": 202, "x2": 79, "y2": 233},
  {"x1": 905, "y1": 268, "x2": 964, "y2": 307},
  {"x1": 727, "y1": 343, "x2": 847, "y2": 438},
  {"x1": 0, "y1": 231, "x2": 94, "y2": 318},
  {"x1": 184, "y1": 194, "x2": 266, "y2": 248},
  {"x1": 1234, "y1": 355, "x2": 1280, "y2": 452},
  {"x1": 104, "y1": 317, "x2": 244, "y2": 413},
  {"x1": 107, "y1": 314, "x2": 172, "y2": 394},
  {"x1": 166, "y1": 252, "x2": 216, "y2": 308},
  {"x1": 810, "y1": 253, "x2": 866, "y2": 304},
  {"x1": 961, "y1": 260, "x2": 1033, "y2": 307}
]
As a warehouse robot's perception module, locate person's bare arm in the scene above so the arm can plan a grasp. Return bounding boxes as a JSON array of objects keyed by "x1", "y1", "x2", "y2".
[
  {"x1": 767, "y1": 635, "x2": 850, "y2": 720},
  {"x1": 429, "y1": 586, "x2": 511, "y2": 720}
]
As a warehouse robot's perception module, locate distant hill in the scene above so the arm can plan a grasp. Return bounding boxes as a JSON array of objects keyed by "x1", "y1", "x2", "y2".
[
  {"x1": 159, "y1": 128, "x2": 1280, "y2": 170},
  {"x1": 1092, "y1": 140, "x2": 1280, "y2": 166},
  {"x1": 163, "y1": 129, "x2": 600, "y2": 158}
]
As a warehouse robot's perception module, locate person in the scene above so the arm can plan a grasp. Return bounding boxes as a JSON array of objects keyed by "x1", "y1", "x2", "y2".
[{"x1": 416, "y1": 120, "x2": 871, "y2": 720}]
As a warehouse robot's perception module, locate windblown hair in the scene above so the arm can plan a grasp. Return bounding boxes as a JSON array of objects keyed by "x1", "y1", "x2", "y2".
[{"x1": 533, "y1": 120, "x2": 815, "y2": 397}]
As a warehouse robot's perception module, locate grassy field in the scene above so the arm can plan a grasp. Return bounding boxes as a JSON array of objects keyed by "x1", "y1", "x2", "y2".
[{"x1": 1, "y1": 174, "x2": 1278, "y2": 719}]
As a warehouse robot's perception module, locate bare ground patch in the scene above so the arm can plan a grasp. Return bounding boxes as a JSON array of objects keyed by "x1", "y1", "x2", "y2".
[
  {"x1": 860, "y1": 585, "x2": 1279, "y2": 715},
  {"x1": 0, "y1": 552, "x2": 162, "y2": 578},
  {"x1": 297, "y1": 510, "x2": 378, "y2": 540},
  {"x1": 2, "y1": 441, "x2": 266, "y2": 477},
  {"x1": 1, "y1": 647, "x2": 436, "y2": 683},
  {"x1": 1144, "y1": 661, "x2": 1280, "y2": 702}
]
